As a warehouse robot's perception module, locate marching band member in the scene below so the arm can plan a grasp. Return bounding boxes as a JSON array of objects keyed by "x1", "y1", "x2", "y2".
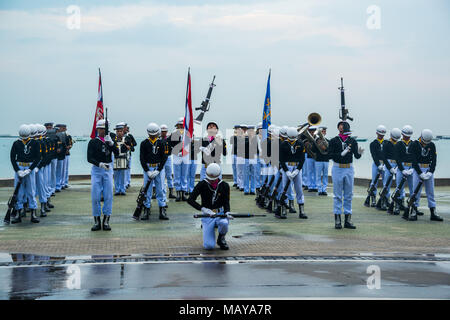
[
  {"x1": 409, "y1": 129, "x2": 443, "y2": 221},
  {"x1": 328, "y1": 121, "x2": 363, "y2": 229},
  {"x1": 140, "y1": 123, "x2": 168, "y2": 220},
  {"x1": 171, "y1": 117, "x2": 189, "y2": 201},
  {"x1": 188, "y1": 163, "x2": 232, "y2": 250},
  {"x1": 112, "y1": 123, "x2": 131, "y2": 196},
  {"x1": 306, "y1": 126, "x2": 318, "y2": 193},
  {"x1": 123, "y1": 123, "x2": 137, "y2": 190},
  {"x1": 160, "y1": 124, "x2": 176, "y2": 199},
  {"x1": 87, "y1": 119, "x2": 118, "y2": 231},
  {"x1": 312, "y1": 126, "x2": 330, "y2": 196}
]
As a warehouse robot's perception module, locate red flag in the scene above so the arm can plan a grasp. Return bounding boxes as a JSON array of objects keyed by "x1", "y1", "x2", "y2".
[
  {"x1": 182, "y1": 68, "x2": 193, "y2": 156},
  {"x1": 90, "y1": 68, "x2": 104, "y2": 139}
]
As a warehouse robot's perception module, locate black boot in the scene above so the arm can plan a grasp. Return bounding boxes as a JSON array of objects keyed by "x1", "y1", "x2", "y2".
[
  {"x1": 168, "y1": 188, "x2": 176, "y2": 199},
  {"x1": 430, "y1": 208, "x2": 443, "y2": 222},
  {"x1": 379, "y1": 198, "x2": 388, "y2": 211},
  {"x1": 182, "y1": 192, "x2": 188, "y2": 201},
  {"x1": 288, "y1": 200, "x2": 296, "y2": 213},
  {"x1": 402, "y1": 206, "x2": 410, "y2": 220},
  {"x1": 40, "y1": 203, "x2": 47, "y2": 217},
  {"x1": 159, "y1": 207, "x2": 169, "y2": 220},
  {"x1": 91, "y1": 216, "x2": 101, "y2": 231},
  {"x1": 44, "y1": 202, "x2": 51, "y2": 212},
  {"x1": 416, "y1": 207, "x2": 424, "y2": 216},
  {"x1": 102, "y1": 215, "x2": 111, "y2": 231},
  {"x1": 409, "y1": 206, "x2": 418, "y2": 221},
  {"x1": 30, "y1": 209, "x2": 40, "y2": 223},
  {"x1": 217, "y1": 233, "x2": 229, "y2": 250},
  {"x1": 371, "y1": 195, "x2": 377, "y2": 207},
  {"x1": 298, "y1": 204, "x2": 308, "y2": 219},
  {"x1": 266, "y1": 200, "x2": 273, "y2": 212},
  {"x1": 175, "y1": 191, "x2": 181, "y2": 202},
  {"x1": 280, "y1": 204, "x2": 287, "y2": 219},
  {"x1": 47, "y1": 199, "x2": 54, "y2": 209},
  {"x1": 394, "y1": 202, "x2": 401, "y2": 216},
  {"x1": 20, "y1": 208, "x2": 26, "y2": 218},
  {"x1": 334, "y1": 214, "x2": 342, "y2": 229},
  {"x1": 11, "y1": 209, "x2": 21, "y2": 224},
  {"x1": 344, "y1": 214, "x2": 356, "y2": 229},
  {"x1": 141, "y1": 207, "x2": 150, "y2": 220},
  {"x1": 274, "y1": 202, "x2": 281, "y2": 218},
  {"x1": 399, "y1": 200, "x2": 406, "y2": 211}
]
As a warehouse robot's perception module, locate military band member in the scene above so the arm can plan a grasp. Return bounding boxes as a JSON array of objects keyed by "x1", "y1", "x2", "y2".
[
  {"x1": 243, "y1": 125, "x2": 258, "y2": 195},
  {"x1": 9, "y1": 124, "x2": 40, "y2": 223},
  {"x1": 383, "y1": 128, "x2": 401, "y2": 212},
  {"x1": 275, "y1": 126, "x2": 295, "y2": 213},
  {"x1": 45, "y1": 123, "x2": 58, "y2": 196},
  {"x1": 112, "y1": 123, "x2": 131, "y2": 196},
  {"x1": 278, "y1": 127, "x2": 308, "y2": 219},
  {"x1": 328, "y1": 121, "x2": 364, "y2": 229},
  {"x1": 188, "y1": 163, "x2": 232, "y2": 250},
  {"x1": 55, "y1": 124, "x2": 67, "y2": 193},
  {"x1": 395, "y1": 125, "x2": 415, "y2": 216},
  {"x1": 87, "y1": 119, "x2": 118, "y2": 231},
  {"x1": 409, "y1": 129, "x2": 443, "y2": 221},
  {"x1": 171, "y1": 117, "x2": 189, "y2": 201},
  {"x1": 367, "y1": 125, "x2": 389, "y2": 207},
  {"x1": 305, "y1": 126, "x2": 318, "y2": 193},
  {"x1": 43, "y1": 123, "x2": 55, "y2": 209},
  {"x1": 199, "y1": 121, "x2": 227, "y2": 181},
  {"x1": 311, "y1": 126, "x2": 330, "y2": 196},
  {"x1": 140, "y1": 123, "x2": 168, "y2": 220},
  {"x1": 160, "y1": 124, "x2": 176, "y2": 199}
]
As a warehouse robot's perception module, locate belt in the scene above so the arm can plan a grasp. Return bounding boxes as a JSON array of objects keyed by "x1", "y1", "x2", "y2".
[
  {"x1": 287, "y1": 162, "x2": 299, "y2": 166},
  {"x1": 388, "y1": 159, "x2": 396, "y2": 163},
  {"x1": 334, "y1": 163, "x2": 352, "y2": 168},
  {"x1": 419, "y1": 163, "x2": 429, "y2": 168},
  {"x1": 18, "y1": 162, "x2": 31, "y2": 166},
  {"x1": 148, "y1": 163, "x2": 159, "y2": 167},
  {"x1": 403, "y1": 162, "x2": 412, "y2": 167}
]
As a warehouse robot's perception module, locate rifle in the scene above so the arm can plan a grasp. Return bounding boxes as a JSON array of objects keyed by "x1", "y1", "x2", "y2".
[
  {"x1": 277, "y1": 178, "x2": 292, "y2": 219},
  {"x1": 364, "y1": 171, "x2": 382, "y2": 207},
  {"x1": 3, "y1": 178, "x2": 22, "y2": 224},
  {"x1": 404, "y1": 172, "x2": 427, "y2": 220},
  {"x1": 267, "y1": 173, "x2": 283, "y2": 213},
  {"x1": 195, "y1": 75, "x2": 216, "y2": 122},
  {"x1": 375, "y1": 173, "x2": 394, "y2": 210},
  {"x1": 132, "y1": 177, "x2": 154, "y2": 220},
  {"x1": 339, "y1": 77, "x2": 353, "y2": 121},
  {"x1": 387, "y1": 176, "x2": 407, "y2": 214},
  {"x1": 257, "y1": 174, "x2": 274, "y2": 207},
  {"x1": 194, "y1": 213, "x2": 266, "y2": 218}
]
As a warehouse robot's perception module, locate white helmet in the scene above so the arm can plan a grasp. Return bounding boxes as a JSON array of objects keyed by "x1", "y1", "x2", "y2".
[
  {"x1": 390, "y1": 128, "x2": 401, "y2": 141},
  {"x1": 421, "y1": 129, "x2": 433, "y2": 144},
  {"x1": 160, "y1": 124, "x2": 168, "y2": 132},
  {"x1": 96, "y1": 119, "x2": 106, "y2": 129},
  {"x1": 205, "y1": 163, "x2": 221, "y2": 180},
  {"x1": 29, "y1": 124, "x2": 39, "y2": 137},
  {"x1": 376, "y1": 125, "x2": 387, "y2": 136},
  {"x1": 287, "y1": 127, "x2": 298, "y2": 141},
  {"x1": 19, "y1": 124, "x2": 31, "y2": 138},
  {"x1": 37, "y1": 124, "x2": 46, "y2": 135},
  {"x1": 268, "y1": 125, "x2": 275, "y2": 134},
  {"x1": 256, "y1": 122, "x2": 263, "y2": 130},
  {"x1": 175, "y1": 117, "x2": 184, "y2": 127},
  {"x1": 401, "y1": 125, "x2": 413, "y2": 137},
  {"x1": 279, "y1": 126, "x2": 288, "y2": 138},
  {"x1": 147, "y1": 122, "x2": 160, "y2": 136}
]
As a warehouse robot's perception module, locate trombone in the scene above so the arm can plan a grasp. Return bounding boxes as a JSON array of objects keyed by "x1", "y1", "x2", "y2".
[{"x1": 297, "y1": 113, "x2": 328, "y2": 158}]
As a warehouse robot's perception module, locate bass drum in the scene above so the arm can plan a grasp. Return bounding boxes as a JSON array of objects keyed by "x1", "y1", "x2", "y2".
[{"x1": 114, "y1": 157, "x2": 128, "y2": 170}]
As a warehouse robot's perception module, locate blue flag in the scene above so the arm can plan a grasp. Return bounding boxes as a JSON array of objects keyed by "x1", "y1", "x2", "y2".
[{"x1": 262, "y1": 70, "x2": 271, "y2": 140}]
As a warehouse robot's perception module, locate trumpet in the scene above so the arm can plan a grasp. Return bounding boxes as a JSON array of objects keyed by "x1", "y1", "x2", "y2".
[{"x1": 297, "y1": 113, "x2": 328, "y2": 159}]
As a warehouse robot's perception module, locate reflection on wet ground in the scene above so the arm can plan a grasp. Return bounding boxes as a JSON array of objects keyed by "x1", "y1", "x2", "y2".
[{"x1": 0, "y1": 253, "x2": 449, "y2": 300}]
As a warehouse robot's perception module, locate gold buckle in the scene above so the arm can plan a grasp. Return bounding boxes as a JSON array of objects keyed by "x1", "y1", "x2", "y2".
[
  {"x1": 420, "y1": 163, "x2": 429, "y2": 168},
  {"x1": 339, "y1": 163, "x2": 350, "y2": 168},
  {"x1": 404, "y1": 162, "x2": 412, "y2": 167}
]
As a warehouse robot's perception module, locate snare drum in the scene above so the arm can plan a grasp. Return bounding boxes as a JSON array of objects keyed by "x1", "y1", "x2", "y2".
[{"x1": 114, "y1": 157, "x2": 128, "y2": 170}]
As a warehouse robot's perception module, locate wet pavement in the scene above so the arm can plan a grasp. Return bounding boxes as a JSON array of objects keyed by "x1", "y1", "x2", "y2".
[{"x1": 0, "y1": 254, "x2": 449, "y2": 299}]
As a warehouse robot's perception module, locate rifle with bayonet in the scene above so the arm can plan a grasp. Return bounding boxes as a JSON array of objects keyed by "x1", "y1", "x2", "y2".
[
  {"x1": 132, "y1": 177, "x2": 154, "y2": 220},
  {"x1": 364, "y1": 171, "x2": 382, "y2": 207},
  {"x1": 193, "y1": 213, "x2": 266, "y2": 218},
  {"x1": 195, "y1": 75, "x2": 216, "y2": 122},
  {"x1": 257, "y1": 174, "x2": 275, "y2": 208},
  {"x1": 3, "y1": 178, "x2": 22, "y2": 224},
  {"x1": 376, "y1": 173, "x2": 394, "y2": 210},
  {"x1": 387, "y1": 176, "x2": 407, "y2": 214},
  {"x1": 403, "y1": 171, "x2": 428, "y2": 221},
  {"x1": 267, "y1": 173, "x2": 283, "y2": 213},
  {"x1": 339, "y1": 77, "x2": 353, "y2": 121},
  {"x1": 276, "y1": 178, "x2": 292, "y2": 219}
]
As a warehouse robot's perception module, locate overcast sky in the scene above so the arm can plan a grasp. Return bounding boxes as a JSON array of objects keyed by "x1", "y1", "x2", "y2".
[{"x1": 1, "y1": 0, "x2": 449, "y2": 138}]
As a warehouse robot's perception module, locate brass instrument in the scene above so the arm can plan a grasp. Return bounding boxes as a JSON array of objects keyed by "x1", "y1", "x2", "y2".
[{"x1": 297, "y1": 113, "x2": 329, "y2": 159}]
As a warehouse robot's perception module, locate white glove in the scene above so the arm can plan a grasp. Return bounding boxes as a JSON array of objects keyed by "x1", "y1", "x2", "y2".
[
  {"x1": 23, "y1": 169, "x2": 31, "y2": 176},
  {"x1": 389, "y1": 167, "x2": 397, "y2": 175},
  {"x1": 425, "y1": 172, "x2": 433, "y2": 180},
  {"x1": 146, "y1": 171, "x2": 153, "y2": 179},
  {"x1": 407, "y1": 168, "x2": 414, "y2": 176},
  {"x1": 99, "y1": 162, "x2": 109, "y2": 170},
  {"x1": 341, "y1": 146, "x2": 351, "y2": 157},
  {"x1": 17, "y1": 170, "x2": 25, "y2": 178},
  {"x1": 419, "y1": 172, "x2": 429, "y2": 180},
  {"x1": 402, "y1": 169, "x2": 411, "y2": 176},
  {"x1": 104, "y1": 135, "x2": 114, "y2": 146},
  {"x1": 201, "y1": 207, "x2": 215, "y2": 217},
  {"x1": 201, "y1": 146, "x2": 211, "y2": 156},
  {"x1": 358, "y1": 146, "x2": 365, "y2": 155},
  {"x1": 377, "y1": 164, "x2": 385, "y2": 171},
  {"x1": 291, "y1": 169, "x2": 299, "y2": 179},
  {"x1": 149, "y1": 170, "x2": 160, "y2": 179},
  {"x1": 225, "y1": 212, "x2": 234, "y2": 220},
  {"x1": 286, "y1": 171, "x2": 293, "y2": 180},
  {"x1": 34, "y1": 168, "x2": 39, "y2": 173}
]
